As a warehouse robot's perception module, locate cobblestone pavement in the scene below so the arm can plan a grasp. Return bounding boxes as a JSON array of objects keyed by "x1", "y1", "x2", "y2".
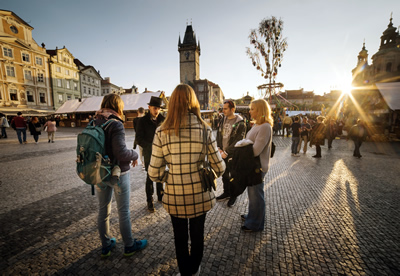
[{"x1": 0, "y1": 128, "x2": 399, "y2": 275}]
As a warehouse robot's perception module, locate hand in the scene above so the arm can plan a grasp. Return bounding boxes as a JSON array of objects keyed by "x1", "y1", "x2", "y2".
[
  {"x1": 221, "y1": 151, "x2": 227, "y2": 159},
  {"x1": 131, "y1": 160, "x2": 138, "y2": 167}
]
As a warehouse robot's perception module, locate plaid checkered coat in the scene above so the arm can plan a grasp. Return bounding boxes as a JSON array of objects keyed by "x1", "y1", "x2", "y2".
[{"x1": 148, "y1": 113, "x2": 226, "y2": 218}]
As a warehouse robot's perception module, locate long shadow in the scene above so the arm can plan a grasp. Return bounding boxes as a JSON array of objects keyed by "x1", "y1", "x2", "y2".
[{"x1": 342, "y1": 156, "x2": 400, "y2": 275}]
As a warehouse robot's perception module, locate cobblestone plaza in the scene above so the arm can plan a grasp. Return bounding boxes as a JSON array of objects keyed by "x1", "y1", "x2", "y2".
[{"x1": 0, "y1": 128, "x2": 399, "y2": 275}]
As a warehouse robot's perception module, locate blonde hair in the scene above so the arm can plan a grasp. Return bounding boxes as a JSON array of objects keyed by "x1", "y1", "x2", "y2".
[
  {"x1": 101, "y1": 93, "x2": 124, "y2": 117},
  {"x1": 250, "y1": 99, "x2": 274, "y2": 126},
  {"x1": 161, "y1": 84, "x2": 205, "y2": 136}
]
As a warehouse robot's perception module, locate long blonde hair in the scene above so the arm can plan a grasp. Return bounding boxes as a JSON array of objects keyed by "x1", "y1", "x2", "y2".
[
  {"x1": 101, "y1": 93, "x2": 124, "y2": 117},
  {"x1": 161, "y1": 84, "x2": 205, "y2": 136},
  {"x1": 250, "y1": 99, "x2": 274, "y2": 126}
]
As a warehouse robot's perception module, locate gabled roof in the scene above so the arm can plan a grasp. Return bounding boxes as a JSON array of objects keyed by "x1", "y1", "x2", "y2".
[{"x1": 0, "y1": 10, "x2": 33, "y2": 29}]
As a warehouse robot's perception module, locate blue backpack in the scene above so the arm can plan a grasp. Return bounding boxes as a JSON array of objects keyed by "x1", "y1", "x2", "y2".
[{"x1": 76, "y1": 119, "x2": 116, "y2": 194}]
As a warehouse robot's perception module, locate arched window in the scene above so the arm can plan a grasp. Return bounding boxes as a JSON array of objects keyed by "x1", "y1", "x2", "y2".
[{"x1": 386, "y1": 63, "x2": 392, "y2": 72}]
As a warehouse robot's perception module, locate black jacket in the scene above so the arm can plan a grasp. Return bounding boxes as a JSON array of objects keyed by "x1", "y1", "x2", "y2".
[
  {"x1": 94, "y1": 115, "x2": 138, "y2": 173},
  {"x1": 136, "y1": 112, "x2": 165, "y2": 159},
  {"x1": 216, "y1": 115, "x2": 246, "y2": 156}
]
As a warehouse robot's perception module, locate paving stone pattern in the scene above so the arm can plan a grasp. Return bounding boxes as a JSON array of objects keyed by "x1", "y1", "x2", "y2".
[{"x1": 0, "y1": 128, "x2": 399, "y2": 275}]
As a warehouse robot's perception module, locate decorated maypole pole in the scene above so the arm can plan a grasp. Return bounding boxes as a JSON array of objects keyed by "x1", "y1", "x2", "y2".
[{"x1": 246, "y1": 16, "x2": 288, "y2": 101}]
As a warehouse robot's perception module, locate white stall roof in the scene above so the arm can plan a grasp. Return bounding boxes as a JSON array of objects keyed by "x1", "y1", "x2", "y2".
[
  {"x1": 376, "y1": 82, "x2": 400, "y2": 110},
  {"x1": 55, "y1": 99, "x2": 85, "y2": 114},
  {"x1": 54, "y1": 92, "x2": 163, "y2": 114}
]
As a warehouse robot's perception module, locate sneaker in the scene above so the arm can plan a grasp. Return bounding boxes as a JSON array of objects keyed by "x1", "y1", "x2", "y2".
[
  {"x1": 227, "y1": 196, "x2": 237, "y2": 207},
  {"x1": 147, "y1": 202, "x2": 155, "y2": 213},
  {"x1": 294, "y1": 154, "x2": 300, "y2": 157},
  {"x1": 101, "y1": 237, "x2": 116, "y2": 258},
  {"x1": 48, "y1": 139, "x2": 50, "y2": 143},
  {"x1": 216, "y1": 193, "x2": 230, "y2": 201},
  {"x1": 23, "y1": 141, "x2": 28, "y2": 144},
  {"x1": 124, "y1": 239, "x2": 148, "y2": 257},
  {"x1": 241, "y1": 226, "x2": 255, "y2": 232}
]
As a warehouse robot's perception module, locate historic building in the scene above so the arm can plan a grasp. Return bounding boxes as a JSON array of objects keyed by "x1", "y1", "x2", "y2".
[
  {"x1": 74, "y1": 59, "x2": 102, "y2": 98},
  {"x1": 101, "y1": 77, "x2": 121, "y2": 95},
  {"x1": 0, "y1": 10, "x2": 53, "y2": 116},
  {"x1": 46, "y1": 46, "x2": 80, "y2": 110},
  {"x1": 178, "y1": 24, "x2": 224, "y2": 110}
]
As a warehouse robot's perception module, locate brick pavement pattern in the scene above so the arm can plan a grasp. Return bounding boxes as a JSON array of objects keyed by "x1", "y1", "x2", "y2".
[{"x1": 0, "y1": 128, "x2": 399, "y2": 275}]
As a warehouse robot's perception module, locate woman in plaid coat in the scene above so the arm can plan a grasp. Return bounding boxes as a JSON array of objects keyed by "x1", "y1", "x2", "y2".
[{"x1": 149, "y1": 84, "x2": 225, "y2": 276}]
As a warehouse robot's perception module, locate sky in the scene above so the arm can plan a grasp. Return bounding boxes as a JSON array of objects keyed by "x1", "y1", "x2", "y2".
[{"x1": 2, "y1": 0, "x2": 400, "y2": 99}]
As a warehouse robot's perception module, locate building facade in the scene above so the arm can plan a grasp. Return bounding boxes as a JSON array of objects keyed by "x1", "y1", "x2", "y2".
[
  {"x1": 178, "y1": 24, "x2": 224, "y2": 110},
  {"x1": 101, "y1": 77, "x2": 121, "y2": 95},
  {"x1": 74, "y1": 59, "x2": 102, "y2": 98},
  {"x1": 47, "y1": 47, "x2": 80, "y2": 110},
  {"x1": 0, "y1": 10, "x2": 53, "y2": 116}
]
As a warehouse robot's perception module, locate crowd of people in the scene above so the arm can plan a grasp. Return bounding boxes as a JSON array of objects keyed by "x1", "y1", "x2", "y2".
[{"x1": 0, "y1": 112, "x2": 58, "y2": 144}]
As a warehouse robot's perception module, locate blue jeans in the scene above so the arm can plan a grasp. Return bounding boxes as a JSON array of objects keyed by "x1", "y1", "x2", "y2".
[
  {"x1": 291, "y1": 137, "x2": 300, "y2": 154},
  {"x1": 16, "y1": 128, "x2": 26, "y2": 143},
  {"x1": 244, "y1": 172, "x2": 266, "y2": 231},
  {"x1": 96, "y1": 172, "x2": 134, "y2": 248},
  {"x1": 1, "y1": 127, "x2": 7, "y2": 138}
]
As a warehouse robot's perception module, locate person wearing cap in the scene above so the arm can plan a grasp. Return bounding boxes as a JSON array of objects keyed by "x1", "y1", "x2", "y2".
[
  {"x1": 11, "y1": 112, "x2": 28, "y2": 144},
  {"x1": 136, "y1": 96, "x2": 165, "y2": 212}
]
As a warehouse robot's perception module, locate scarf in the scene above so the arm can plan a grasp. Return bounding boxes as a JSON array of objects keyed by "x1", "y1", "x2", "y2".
[{"x1": 94, "y1": 108, "x2": 123, "y2": 121}]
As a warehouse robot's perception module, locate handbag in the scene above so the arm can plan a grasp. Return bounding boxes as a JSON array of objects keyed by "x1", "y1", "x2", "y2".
[
  {"x1": 35, "y1": 124, "x2": 42, "y2": 132},
  {"x1": 199, "y1": 124, "x2": 217, "y2": 192}
]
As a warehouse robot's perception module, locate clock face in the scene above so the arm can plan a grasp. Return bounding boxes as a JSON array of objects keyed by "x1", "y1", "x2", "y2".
[{"x1": 10, "y1": 25, "x2": 18, "y2": 34}]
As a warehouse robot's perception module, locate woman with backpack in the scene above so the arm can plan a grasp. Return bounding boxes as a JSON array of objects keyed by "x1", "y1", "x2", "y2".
[
  {"x1": 94, "y1": 93, "x2": 147, "y2": 258},
  {"x1": 241, "y1": 99, "x2": 273, "y2": 232},
  {"x1": 148, "y1": 84, "x2": 225, "y2": 276}
]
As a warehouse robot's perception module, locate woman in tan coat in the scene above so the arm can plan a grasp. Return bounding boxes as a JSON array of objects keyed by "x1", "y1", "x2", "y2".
[{"x1": 149, "y1": 84, "x2": 225, "y2": 276}]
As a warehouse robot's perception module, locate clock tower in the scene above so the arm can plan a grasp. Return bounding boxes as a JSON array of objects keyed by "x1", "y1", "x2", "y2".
[{"x1": 178, "y1": 25, "x2": 201, "y2": 85}]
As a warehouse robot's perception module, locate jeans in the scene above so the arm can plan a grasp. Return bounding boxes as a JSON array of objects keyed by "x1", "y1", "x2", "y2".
[
  {"x1": 291, "y1": 137, "x2": 300, "y2": 154},
  {"x1": 297, "y1": 135, "x2": 308, "y2": 153},
  {"x1": 170, "y1": 214, "x2": 206, "y2": 276},
  {"x1": 1, "y1": 127, "x2": 7, "y2": 138},
  {"x1": 33, "y1": 134, "x2": 39, "y2": 142},
  {"x1": 244, "y1": 172, "x2": 266, "y2": 231},
  {"x1": 96, "y1": 172, "x2": 134, "y2": 248},
  {"x1": 16, "y1": 128, "x2": 26, "y2": 143}
]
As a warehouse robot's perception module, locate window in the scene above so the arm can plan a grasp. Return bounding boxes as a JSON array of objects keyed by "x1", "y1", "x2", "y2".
[
  {"x1": 74, "y1": 82, "x2": 78, "y2": 91},
  {"x1": 66, "y1": 81, "x2": 70, "y2": 89},
  {"x1": 37, "y1": 73, "x2": 44, "y2": 82},
  {"x1": 67, "y1": 95, "x2": 71, "y2": 101},
  {"x1": 83, "y1": 75, "x2": 86, "y2": 81},
  {"x1": 386, "y1": 63, "x2": 392, "y2": 72},
  {"x1": 57, "y1": 79, "x2": 62, "y2": 87},
  {"x1": 27, "y1": 91, "x2": 34, "y2": 102},
  {"x1": 64, "y1": 57, "x2": 69, "y2": 63},
  {"x1": 88, "y1": 88, "x2": 91, "y2": 94},
  {"x1": 65, "y1": 69, "x2": 69, "y2": 75},
  {"x1": 198, "y1": 93, "x2": 204, "y2": 101},
  {"x1": 24, "y1": 70, "x2": 32, "y2": 80},
  {"x1": 40, "y1": 92, "x2": 46, "y2": 103},
  {"x1": 83, "y1": 87, "x2": 86, "y2": 94},
  {"x1": 22, "y1": 53, "x2": 30, "y2": 62},
  {"x1": 10, "y1": 89, "x2": 18, "y2": 101},
  {"x1": 36, "y1": 57, "x2": 43, "y2": 65},
  {"x1": 6, "y1": 66, "x2": 16, "y2": 77},
  {"x1": 74, "y1": 72, "x2": 78, "y2": 78},
  {"x1": 56, "y1": 67, "x2": 61, "y2": 73},
  {"x1": 58, "y1": 94, "x2": 63, "y2": 103},
  {"x1": 3, "y1": 47, "x2": 13, "y2": 58},
  {"x1": 198, "y1": 84, "x2": 204, "y2": 92}
]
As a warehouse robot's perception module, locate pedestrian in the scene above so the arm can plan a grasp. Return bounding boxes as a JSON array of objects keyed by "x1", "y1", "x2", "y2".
[
  {"x1": 326, "y1": 117, "x2": 338, "y2": 149},
  {"x1": 348, "y1": 119, "x2": 367, "y2": 158},
  {"x1": 148, "y1": 84, "x2": 225, "y2": 276},
  {"x1": 136, "y1": 96, "x2": 165, "y2": 212},
  {"x1": 94, "y1": 93, "x2": 147, "y2": 258},
  {"x1": 241, "y1": 99, "x2": 273, "y2": 232},
  {"x1": 0, "y1": 113, "x2": 9, "y2": 138},
  {"x1": 43, "y1": 118, "x2": 57, "y2": 143},
  {"x1": 11, "y1": 112, "x2": 28, "y2": 144},
  {"x1": 282, "y1": 113, "x2": 293, "y2": 137},
  {"x1": 133, "y1": 107, "x2": 145, "y2": 170},
  {"x1": 28, "y1": 116, "x2": 42, "y2": 144},
  {"x1": 309, "y1": 116, "x2": 326, "y2": 158},
  {"x1": 291, "y1": 116, "x2": 301, "y2": 156},
  {"x1": 297, "y1": 117, "x2": 311, "y2": 154},
  {"x1": 215, "y1": 99, "x2": 246, "y2": 207}
]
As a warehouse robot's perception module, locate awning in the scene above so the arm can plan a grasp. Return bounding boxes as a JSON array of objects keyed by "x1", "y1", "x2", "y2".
[
  {"x1": 0, "y1": 107, "x2": 55, "y2": 117},
  {"x1": 54, "y1": 92, "x2": 163, "y2": 114},
  {"x1": 376, "y1": 82, "x2": 400, "y2": 110}
]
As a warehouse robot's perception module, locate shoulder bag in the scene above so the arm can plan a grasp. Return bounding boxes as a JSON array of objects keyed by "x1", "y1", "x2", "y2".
[{"x1": 199, "y1": 124, "x2": 217, "y2": 192}]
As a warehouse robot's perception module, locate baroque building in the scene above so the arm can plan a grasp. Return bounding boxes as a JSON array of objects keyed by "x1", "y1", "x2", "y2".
[
  {"x1": 74, "y1": 59, "x2": 102, "y2": 98},
  {"x1": 0, "y1": 10, "x2": 53, "y2": 116},
  {"x1": 47, "y1": 46, "x2": 80, "y2": 110},
  {"x1": 178, "y1": 24, "x2": 224, "y2": 110},
  {"x1": 101, "y1": 77, "x2": 121, "y2": 95}
]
